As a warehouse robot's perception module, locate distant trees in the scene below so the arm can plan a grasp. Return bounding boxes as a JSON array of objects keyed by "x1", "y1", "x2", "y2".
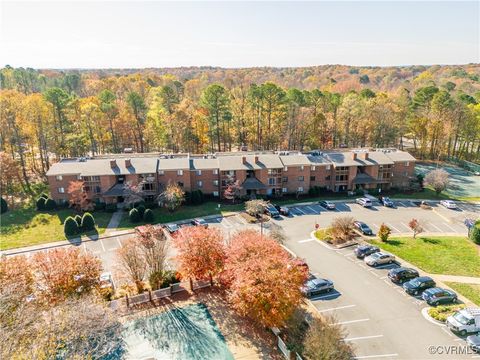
[{"x1": 424, "y1": 169, "x2": 450, "y2": 195}]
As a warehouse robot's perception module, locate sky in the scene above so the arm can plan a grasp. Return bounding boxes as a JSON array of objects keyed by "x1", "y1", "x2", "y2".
[{"x1": 0, "y1": 1, "x2": 479, "y2": 68}]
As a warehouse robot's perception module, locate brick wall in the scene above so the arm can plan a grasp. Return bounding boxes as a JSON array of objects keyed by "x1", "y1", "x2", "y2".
[{"x1": 48, "y1": 175, "x2": 78, "y2": 203}]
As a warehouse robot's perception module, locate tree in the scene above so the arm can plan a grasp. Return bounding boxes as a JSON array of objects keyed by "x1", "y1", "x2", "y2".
[
  {"x1": 378, "y1": 223, "x2": 392, "y2": 242},
  {"x1": 32, "y1": 248, "x2": 102, "y2": 303},
  {"x1": 157, "y1": 182, "x2": 185, "y2": 212},
  {"x1": 424, "y1": 169, "x2": 450, "y2": 195},
  {"x1": 127, "y1": 91, "x2": 147, "y2": 152},
  {"x1": 143, "y1": 208, "x2": 154, "y2": 223},
  {"x1": 200, "y1": 84, "x2": 231, "y2": 152},
  {"x1": 303, "y1": 315, "x2": 354, "y2": 360},
  {"x1": 174, "y1": 226, "x2": 226, "y2": 286},
  {"x1": 408, "y1": 218, "x2": 424, "y2": 239},
  {"x1": 223, "y1": 176, "x2": 242, "y2": 204},
  {"x1": 44, "y1": 198, "x2": 56, "y2": 210},
  {"x1": 225, "y1": 230, "x2": 308, "y2": 327},
  {"x1": 469, "y1": 224, "x2": 480, "y2": 245},
  {"x1": 81, "y1": 212, "x2": 96, "y2": 231},
  {"x1": 129, "y1": 208, "x2": 141, "y2": 223},
  {"x1": 0, "y1": 197, "x2": 7, "y2": 213},
  {"x1": 116, "y1": 237, "x2": 147, "y2": 293},
  {"x1": 330, "y1": 216, "x2": 355, "y2": 244},
  {"x1": 64, "y1": 216, "x2": 79, "y2": 236},
  {"x1": 245, "y1": 199, "x2": 268, "y2": 218},
  {"x1": 67, "y1": 180, "x2": 93, "y2": 211},
  {"x1": 36, "y1": 196, "x2": 46, "y2": 210}
]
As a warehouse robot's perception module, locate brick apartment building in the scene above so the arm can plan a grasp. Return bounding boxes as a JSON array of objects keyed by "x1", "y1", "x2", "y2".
[{"x1": 46, "y1": 149, "x2": 416, "y2": 205}]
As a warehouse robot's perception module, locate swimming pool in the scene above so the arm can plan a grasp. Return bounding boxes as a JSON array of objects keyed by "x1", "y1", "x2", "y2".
[{"x1": 115, "y1": 303, "x2": 233, "y2": 360}]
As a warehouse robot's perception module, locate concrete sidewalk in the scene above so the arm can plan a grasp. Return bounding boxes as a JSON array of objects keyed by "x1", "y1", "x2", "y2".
[{"x1": 433, "y1": 274, "x2": 480, "y2": 285}]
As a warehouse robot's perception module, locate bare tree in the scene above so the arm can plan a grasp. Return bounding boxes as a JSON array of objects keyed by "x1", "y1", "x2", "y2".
[
  {"x1": 330, "y1": 216, "x2": 355, "y2": 244},
  {"x1": 245, "y1": 199, "x2": 268, "y2": 218},
  {"x1": 123, "y1": 181, "x2": 145, "y2": 207},
  {"x1": 116, "y1": 237, "x2": 147, "y2": 293},
  {"x1": 424, "y1": 169, "x2": 450, "y2": 195}
]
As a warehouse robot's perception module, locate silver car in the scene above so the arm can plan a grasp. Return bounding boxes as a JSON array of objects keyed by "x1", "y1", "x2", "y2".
[
  {"x1": 364, "y1": 252, "x2": 395, "y2": 267},
  {"x1": 302, "y1": 277, "x2": 334, "y2": 297},
  {"x1": 356, "y1": 198, "x2": 373, "y2": 207}
]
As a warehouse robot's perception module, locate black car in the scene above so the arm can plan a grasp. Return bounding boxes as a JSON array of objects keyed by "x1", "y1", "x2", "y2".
[
  {"x1": 274, "y1": 204, "x2": 290, "y2": 216},
  {"x1": 265, "y1": 205, "x2": 280, "y2": 218},
  {"x1": 403, "y1": 276, "x2": 436, "y2": 295},
  {"x1": 301, "y1": 277, "x2": 335, "y2": 297},
  {"x1": 353, "y1": 221, "x2": 373, "y2": 235},
  {"x1": 422, "y1": 287, "x2": 458, "y2": 306},
  {"x1": 379, "y1": 196, "x2": 395, "y2": 207},
  {"x1": 467, "y1": 335, "x2": 480, "y2": 353},
  {"x1": 318, "y1": 200, "x2": 336, "y2": 210},
  {"x1": 354, "y1": 245, "x2": 380, "y2": 259},
  {"x1": 388, "y1": 267, "x2": 419, "y2": 283}
]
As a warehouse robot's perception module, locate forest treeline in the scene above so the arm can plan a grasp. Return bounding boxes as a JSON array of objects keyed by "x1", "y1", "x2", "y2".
[{"x1": 1, "y1": 64, "x2": 479, "y2": 197}]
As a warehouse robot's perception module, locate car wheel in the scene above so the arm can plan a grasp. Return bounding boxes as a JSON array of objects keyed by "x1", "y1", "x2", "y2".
[
  {"x1": 414, "y1": 290, "x2": 418, "y2": 295},
  {"x1": 453, "y1": 297, "x2": 458, "y2": 303},
  {"x1": 372, "y1": 262, "x2": 377, "y2": 267},
  {"x1": 432, "y1": 301, "x2": 438, "y2": 306},
  {"x1": 460, "y1": 330, "x2": 467, "y2": 337}
]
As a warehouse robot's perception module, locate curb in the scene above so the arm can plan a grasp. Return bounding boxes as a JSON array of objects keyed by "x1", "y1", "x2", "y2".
[{"x1": 421, "y1": 307, "x2": 447, "y2": 327}]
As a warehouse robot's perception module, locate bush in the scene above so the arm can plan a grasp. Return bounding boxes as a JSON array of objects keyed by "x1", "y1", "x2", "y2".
[
  {"x1": 129, "y1": 208, "x2": 141, "y2": 223},
  {"x1": 44, "y1": 198, "x2": 56, "y2": 211},
  {"x1": 40, "y1": 193, "x2": 49, "y2": 200},
  {"x1": 184, "y1": 191, "x2": 192, "y2": 205},
  {"x1": 0, "y1": 197, "x2": 8, "y2": 214},
  {"x1": 470, "y1": 225, "x2": 480, "y2": 245},
  {"x1": 428, "y1": 304, "x2": 465, "y2": 323},
  {"x1": 81, "y1": 212, "x2": 96, "y2": 231},
  {"x1": 159, "y1": 270, "x2": 181, "y2": 288},
  {"x1": 144, "y1": 201, "x2": 157, "y2": 209},
  {"x1": 74, "y1": 214, "x2": 83, "y2": 227},
  {"x1": 136, "y1": 204, "x2": 146, "y2": 218},
  {"x1": 105, "y1": 203, "x2": 117, "y2": 212},
  {"x1": 36, "y1": 197, "x2": 46, "y2": 211},
  {"x1": 64, "y1": 216, "x2": 80, "y2": 236},
  {"x1": 143, "y1": 208, "x2": 154, "y2": 223},
  {"x1": 94, "y1": 202, "x2": 106, "y2": 211}
]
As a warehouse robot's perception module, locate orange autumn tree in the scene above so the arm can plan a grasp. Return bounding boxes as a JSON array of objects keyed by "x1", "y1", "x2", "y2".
[
  {"x1": 32, "y1": 248, "x2": 102, "y2": 303},
  {"x1": 174, "y1": 226, "x2": 226, "y2": 286},
  {"x1": 67, "y1": 180, "x2": 94, "y2": 211},
  {"x1": 224, "y1": 229, "x2": 308, "y2": 328}
]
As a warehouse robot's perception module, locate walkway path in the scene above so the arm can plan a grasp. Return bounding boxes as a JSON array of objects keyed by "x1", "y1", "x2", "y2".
[
  {"x1": 433, "y1": 274, "x2": 480, "y2": 285},
  {"x1": 104, "y1": 210, "x2": 123, "y2": 235}
]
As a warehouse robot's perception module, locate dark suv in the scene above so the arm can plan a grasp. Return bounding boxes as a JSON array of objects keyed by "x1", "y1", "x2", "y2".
[
  {"x1": 354, "y1": 245, "x2": 380, "y2": 259},
  {"x1": 354, "y1": 221, "x2": 373, "y2": 235},
  {"x1": 422, "y1": 288, "x2": 458, "y2": 306},
  {"x1": 264, "y1": 205, "x2": 280, "y2": 218},
  {"x1": 388, "y1": 267, "x2": 419, "y2": 284},
  {"x1": 403, "y1": 276, "x2": 436, "y2": 296}
]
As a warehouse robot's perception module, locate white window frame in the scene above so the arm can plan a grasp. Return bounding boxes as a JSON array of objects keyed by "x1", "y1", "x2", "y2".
[
  {"x1": 213, "y1": 169, "x2": 218, "y2": 175},
  {"x1": 300, "y1": 165, "x2": 304, "y2": 171},
  {"x1": 197, "y1": 180, "x2": 203, "y2": 187},
  {"x1": 282, "y1": 187, "x2": 288, "y2": 193},
  {"x1": 213, "y1": 180, "x2": 219, "y2": 186},
  {"x1": 55, "y1": 175, "x2": 63, "y2": 181},
  {"x1": 311, "y1": 166, "x2": 316, "y2": 171},
  {"x1": 196, "y1": 170, "x2": 202, "y2": 176},
  {"x1": 158, "y1": 170, "x2": 165, "y2": 176},
  {"x1": 213, "y1": 191, "x2": 219, "y2": 197},
  {"x1": 405, "y1": 161, "x2": 410, "y2": 166},
  {"x1": 58, "y1": 187, "x2": 65, "y2": 194},
  {"x1": 326, "y1": 165, "x2": 331, "y2": 170},
  {"x1": 284, "y1": 166, "x2": 288, "y2": 171},
  {"x1": 297, "y1": 187, "x2": 304, "y2": 193},
  {"x1": 177, "y1": 170, "x2": 183, "y2": 176}
]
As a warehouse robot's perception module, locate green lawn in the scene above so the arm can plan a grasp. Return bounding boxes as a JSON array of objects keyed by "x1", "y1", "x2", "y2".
[
  {"x1": 371, "y1": 236, "x2": 480, "y2": 277},
  {"x1": 389, "y1": 187, "x2": 480, "y2": 202},
  {"x1": 0, "y1": 207, "x2": 112, "y2": 250},
  {"x1": 116, "y1": 202, "x2": 245, "y2": 230},
  {"x1": 445, "y1": 282, "x2": 480, "y2": 306}
]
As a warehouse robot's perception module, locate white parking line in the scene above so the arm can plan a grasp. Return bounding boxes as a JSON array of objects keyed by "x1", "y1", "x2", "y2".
[
  {"x1": 372, "y1": 223, "x2": 380, "y2": 230},
  {"x1": 296, "y1": 207, "x2": 307, "y2": 215},
  {"x1": 397, "y1": 202, "x2": 406, "y2": 207},
  {"x1": 400, "y1": 222, "x2": 411, "y2": 231},
  {"x1": 333, "y1": 318, "x2": 370, "y2": 326},
  {"x1": 369, "y1": 271, "x2": 380, "y2": 278},
  {"x1": 306, "y1": 206, "x2": 317, "y2": 213},
  {"x1": 344, "y1": 252, "x2": 355, "y2": 257},
  {"x1": 222, "y1": 218, "x2": 233, "y2": 228},
  {"x1": 442, "y1": 222, "x2": 457, "y2": 232},
  {"x1": 99, "y1": 240, "x2": 106, "y2": 252},
  {"x1": 345, "y1": 335, "x2": 384, "y2": 341},
  {"x1": 311, "y1": 293, "x2": 341, "y2": 300},
  {"x1": 116, "y1": 238, "x2": 122, "y2": 247},
  {"x1": 317, "y1": 304, "x2": 356, "y2": 313},
  {"x1": 386, "y1": 223, "x2": 401, "y2": 233},
  {"x1": 298, "y1": 238, "x2": 315, "y2": 243},
  {"x1": 354, "y1": 354, "x2": 398, "y2": 359},
  {"x1": 428, "y1": 223, "x2": 443, "y2": 232}
]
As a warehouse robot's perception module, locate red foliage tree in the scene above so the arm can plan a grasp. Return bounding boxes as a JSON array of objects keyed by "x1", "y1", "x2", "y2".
[
  {"x1": 67, "y1": 180, "x2": 93, "y2": 212},
  {"x1": 174, "y1": 226, "x2": 226, "y2": 285},
  {"x1": 224, "y1": 229, "x2": 308, "y2": 328}
]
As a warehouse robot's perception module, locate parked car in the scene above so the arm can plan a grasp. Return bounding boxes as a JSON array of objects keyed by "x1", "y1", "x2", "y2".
[
  {"x1": 191, "y1": 218, "x2": 208, "y2": 228},
  {"x1": 164, "y1": 223, "x2": 180, "y2": 234},
  {"x1": 353, "y1": 221, "x2": 373, "y2": 235},
  {"x1": 301, "y1": 277, "x2": 334, "y2": 297},
  {"x1": 422, "y1": 287, "x2": 458, "y2": 306},
  {"x1": 388, "y1": 267, "x2": 419, "y2": 283},
  {"x1": 264, "y1": 205, "x2": 280, "y2": 218},
  {"x1": 99, "y1": 272, "x2": 115, "y2": 290},
  {"x1": 356, "y1": 198, "x2": 373, "y2": 208},
  {"x1": 403, "y1": 276, "x2": 436, "y2": 296},
  {"x1": 354, "y1": 245, "x2": 380, "y2": 259},
  {"x1": 379, "y1": 196, "x2": 394, "y2": 207},
  {"x1": 447, "y1": 308, "x2": 480, "y2": 336},
  {"x1": 364, "y1": 252, "x2": 395, "y2": 267},
  {"x1": 467, "y1": 335, "x2": 480, "y2": 353},
  {"x1": 440, "y1": 200, "x2": 457, "y2": 209},
  {"x1": 319, "y1": 200, "x2": 336, "y2": 210},
  {"x1": 274, "y1": 204, "x2": 290, "y2": 216}
]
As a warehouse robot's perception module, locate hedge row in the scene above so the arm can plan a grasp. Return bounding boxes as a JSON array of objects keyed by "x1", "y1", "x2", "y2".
[
  {"x1": 64, "y1": 212, "x2": 96, "y2": 236},
  {"x1": 1, "y1": 197, "x2": 7, "y2": 214},
  {"x1": 129, "y1": 206, "x2": 155, "y2": 224},
  {"x1": 36, "y1": 193, "x2": 57, "y2": 211}
]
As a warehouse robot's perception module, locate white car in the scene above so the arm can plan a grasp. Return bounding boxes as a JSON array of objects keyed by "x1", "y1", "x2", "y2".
[
  {"x1": 356, "y1": 198, "x2": 372, "y2": 208},
  {"x1": 440, "y1": 200, "x2": 457, "y2": 209},
  {"x1": 364, "y1": 252, "x2": 395, "y2": 267}
]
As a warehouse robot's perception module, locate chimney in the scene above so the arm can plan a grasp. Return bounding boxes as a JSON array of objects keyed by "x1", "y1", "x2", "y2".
[
  {"x1": 125, "y1": 159, "x2": 132, "y2": 168},
  {"x1": 242, "y1": 156, "x2": 247, "y2": 164},
  {"x1": 254, "y1": 156, "x2": 259, "y2": 163},
  {"x1": 352, "y1": 153, "x2": 357, "y2": 160},
  {"x1": 110, "y1": 159, "x2": 117, "y2": 168},
  {"x1": 361, "y1": 152, "x2": 369, "y2": 160}
]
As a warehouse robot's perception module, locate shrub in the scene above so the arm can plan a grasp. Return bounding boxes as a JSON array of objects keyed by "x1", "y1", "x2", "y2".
[
  {"x1": 129, "y1": 208, "x2": 141, "y2": 223},
  {"x1": 428, "y1": 304, "x2": 465, "y2": 323},
  {"x1": 144, "y1": 201, "x2": 157, "y2": 209},
  {"x1": 470, "y1": 225, "x2": 480, "y2": 245},
  {"x1": 94, "y1": 202, "x2": 106, "y2": 211},
  {"x1": 40, "y1": 193, "x2": 49, "y2": 200},
  {"x1": 184, "y1": 191, "x2": 192, "y2": 205},
  {"x1": 191, "y1": 190, "x2": 201, "y2": 204},
  {"x1": 64, "y1": 216, "x2": 80, "y2": 236},
  {"x1": 36, "y1": 197, "x2": 46, "y2": 211},
  {"x1": 143, "y1": 208, "x2": 154, "y2": 223},
  {"x1": 0, "y1": 197, "x2": 7, "y2": 214},
  {"x1": 81, "y1": 212, "x2": 96, "y2": 231},
  {"x1": 136, "y1": 204, "x2": 146, "y2": 218},
  {"x1": 105, "y1": 203, "x2": 117, "y2": 212},
  {"x1": 74, "y1": 215, "x2": 83, "y2": 227},
  {"x1": 44, "y1": 198, "x2": 56, "y2": 211},
  {"x1": 378, "y1": 223, "x2": 391, "y2": 242},
  {"x1": 159, "y1": 270, "x2": 181, "y2": 288}
]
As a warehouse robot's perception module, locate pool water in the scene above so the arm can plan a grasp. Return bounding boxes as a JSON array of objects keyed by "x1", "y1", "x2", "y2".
[{"x1": 117, "y1": 303, "x2": 233, "y2": 360}]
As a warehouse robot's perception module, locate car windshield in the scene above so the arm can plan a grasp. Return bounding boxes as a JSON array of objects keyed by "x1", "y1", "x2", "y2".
[
  {"x1": 361, "y1": 224, "x2": 369, "y2": 229},
  {"x1": 370, "y1": 253, "x2": 381, "y2": 259},
  {"x1": 453, "y1": 313, "x2": 470, "y2": 325},
  {"x1": 410, "y1": 279, "x2": 422, "y2": 286},
  {"x1": 197, "y1": 219, "x2": 206, "y2": 224}
]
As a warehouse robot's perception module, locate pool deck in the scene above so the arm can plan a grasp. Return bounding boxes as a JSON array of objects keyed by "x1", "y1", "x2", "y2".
[{"x1": 120, "y1": 287, "x2": 282, "y2": 360}]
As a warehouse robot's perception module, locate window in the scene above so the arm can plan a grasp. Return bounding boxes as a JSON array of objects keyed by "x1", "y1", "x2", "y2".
[
  {"x1": 95, "y1": 186, "x2": 101, "y2": 193},
  {"x1": 77, "y1": 175, "x2": 82, "y2": 180},
  {"x1": 158, "y1": 170, "x2": 165, "y2": 175},
  {"x1": 405, "y1": 162, "x2": 410, "y2": 166},
  {"x1": 177, "y1": 182, "x2": 184, "y2": 187},
  {"x1": 282, "y1": 177, "x2": 288, "y2": 183},
  {"x1": 282, "y1": 187, "x2": 288, "y2": 193},
  {"x1": 92, "y1": 176, "x2": 100, "y2": 182},
  {"x1": 326, "y1": 165, "x2": 331, "y2": 170},
  {"x1": 213, "y1": 180, "x2": 219, "y2": 186},
  {"x1": 213, "y1": 191, "x2": 219, "y2": 197},
  {"x1": 143, "y1": 183, "x2": 154, "y2": 191},
  {"x1": 297, "y1": 187, "x2": 304, "y2": 193},
  {"x1": 268, "y1": 178, "x2": 275, "y2": 185},
  {"x1": 268, "y1": 169, "x2": 273, "y2": 175},
  {"x1": 300, "y1": 165, "x2": 304, "y2": 171},
  {"x1": 177, "y1": 170, "x2": 183, "y2": 176},
  {"x1": 197, "y1": 180, "x2": 203, "y2": 187},
  {"x1": 311, "y1": 166, "x2": 316, "y2": 171},
  {"x1": 310, "y1": 176, "x2": 315, "y2": 181},
  {"x1": 298, "y1": 176, "x2": 304, "y2": 182},
  {"x1": 213, "y1": 169, "x2": 218, "y2": 175},
  {"x1": 196, "y1": 170, "x2": 202, "y2": 176},
  {"x1": 58, "y1": 187, "x2": 65, "y2": 194},
  {"x1": 326, "y1": 175, "x2": 331, "y2": 181},
  {"x1": 335, "y1": 175, "x2": 349, "y2": 181},
  {"x1": 404, "y1": 171, "x2": 409, "y2": 177},
  {"x1": 284, "y1": 166, "x2": 288, "y2": 171},
  {"x1": 55, "y1": 175, "x2": 63, "y2": 181}
]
